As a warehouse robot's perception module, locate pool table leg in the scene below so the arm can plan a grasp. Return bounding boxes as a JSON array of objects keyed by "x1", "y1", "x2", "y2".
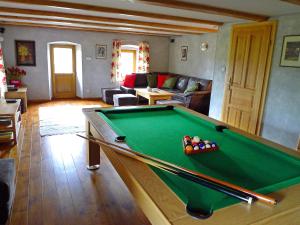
[{"x1": 86, "y1": 120, "x2": 100, "y2": 170}]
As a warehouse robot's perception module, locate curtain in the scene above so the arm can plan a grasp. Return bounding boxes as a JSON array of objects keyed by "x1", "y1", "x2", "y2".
[
  {"x1": 0, "y1": 43, "x2": 7, "y2": 98},
  {"x1": 111, "y1": 40, "x2": 122, "y2": 82},
  {"x1": 137, "y1": 42, "x2": 150, "y2": 73}
]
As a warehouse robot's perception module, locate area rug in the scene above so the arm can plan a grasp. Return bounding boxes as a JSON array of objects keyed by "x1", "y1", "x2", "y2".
[{"x1": 39, "y1": 105, "x2": 100, "y2": 137}]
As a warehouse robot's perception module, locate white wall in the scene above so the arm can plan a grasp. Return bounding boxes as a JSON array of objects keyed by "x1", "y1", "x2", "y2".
[
  {"x1": 2, "y1": 26, "x2": 169, "y2": 100},
  {"x1": 168, "y1": 34, "x2": 217, "y2": 79},
  {"x1": 261, "y1": 14, "x2": 300, "y2": 149}
]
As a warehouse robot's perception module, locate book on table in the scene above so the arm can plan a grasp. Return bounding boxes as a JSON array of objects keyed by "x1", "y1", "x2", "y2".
[
  {"x1": 0, "y1": 119, "x2": 12, "y2": 127},
  {"x1": 0, "y1": 132, "x2": 13, "y2": 141}
]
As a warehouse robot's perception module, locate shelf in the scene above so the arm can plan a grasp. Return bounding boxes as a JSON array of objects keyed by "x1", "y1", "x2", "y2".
[
  {"x1": 0, "y1": 120, "x2": 13, "y2": 131},
  {"x1": 0, "y1": 132, "x2": 13, "y2": 143},
  {"x1": 0, "y1": 99, "x2": 21, "y2": 145}
]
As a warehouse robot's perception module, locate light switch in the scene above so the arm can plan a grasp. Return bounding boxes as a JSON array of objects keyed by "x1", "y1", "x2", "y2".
[
  {"x1": 221, "y1": 65, "x2": 226, "y2": 73},
  {"x1": 86, "y1": 57, "x2": 92, "y2": 61}
]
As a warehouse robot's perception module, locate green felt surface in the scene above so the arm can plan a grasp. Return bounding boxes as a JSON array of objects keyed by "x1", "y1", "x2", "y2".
[{"x1": 97, "y1": 106, "x2": 300, "y2": 212}]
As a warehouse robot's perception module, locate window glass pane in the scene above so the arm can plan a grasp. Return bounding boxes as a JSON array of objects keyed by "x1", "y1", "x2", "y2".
[
  {"x1": 53, "y1": 47, "x2": 73, "y2": 74},
  {"x1": 120, "y1": 51, "x2": 135, "y2": 78}
]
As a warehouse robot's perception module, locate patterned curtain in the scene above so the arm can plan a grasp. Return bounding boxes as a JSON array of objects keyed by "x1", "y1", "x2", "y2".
[
  {"x1": 137, "y1": 42, "x2": 150, "y2": 73},
  {"x1": 0, "y1": 43, "x2": 7, "y2": 98},
  {"x1": 111, "y1": 40, "x2": 122, "y2": 82}
]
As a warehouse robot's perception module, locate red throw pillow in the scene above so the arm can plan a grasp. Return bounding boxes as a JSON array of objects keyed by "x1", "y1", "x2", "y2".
[
  {"x1": 123, "y1": 74, "x2": 136, "y2": 88},
  {"x1": 157, "y1": 74, "x2": 169, "y2": 88}
]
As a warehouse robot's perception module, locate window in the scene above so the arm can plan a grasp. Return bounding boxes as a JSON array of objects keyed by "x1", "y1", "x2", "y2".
[
  {"x1": 53, "y1": 47, "x2": 73, "y2": 74},
  {"x1": 120, "y1": 49, "x2": 137, "y2": 79}
]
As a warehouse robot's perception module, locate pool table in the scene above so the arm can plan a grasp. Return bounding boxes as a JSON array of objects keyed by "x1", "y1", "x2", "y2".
[{"x1": 83, "y1": 105, "x2": 300, "y2": 225}]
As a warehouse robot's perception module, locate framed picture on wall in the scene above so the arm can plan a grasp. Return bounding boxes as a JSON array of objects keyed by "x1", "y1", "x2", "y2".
[
  {"x1": 181, "y1": 46, "x2": 188, "y2": 61},
  {"x1": 15, "y1": 40, "x2": 36, "y2": 66},
  {"x1": 96, "y1": 44, "x2": 107, "y2": 59},
  {"x1": 280, "y1": 35, "x2": 300, "y2": 67}
]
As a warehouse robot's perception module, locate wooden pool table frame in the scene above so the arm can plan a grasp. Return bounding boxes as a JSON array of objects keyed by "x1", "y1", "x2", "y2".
[{"x1": 83, "y1": 105, "x2": 300, "y2": 225}]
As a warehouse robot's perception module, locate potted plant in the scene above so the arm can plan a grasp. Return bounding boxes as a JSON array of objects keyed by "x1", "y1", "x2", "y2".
[{"x1": 5, "y1": 66, "x2": 26, "y2": 87}]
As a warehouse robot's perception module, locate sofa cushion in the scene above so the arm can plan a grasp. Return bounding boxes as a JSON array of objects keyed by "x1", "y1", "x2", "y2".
[
  {"x1": 157, "y1": 74, "x2": 169, "y2": 88},
  {"x1": 184, "y1": 82, "x2": 199, "y2": 94},
  {"x1": 147, "y1": 74, "x2": 157, "y2": 88},
  {"x1": 175, "y1": 76, "x2": 189, "y2": 91},
  {"x1": 135, "y1": 73, "x2": 148, "y2": 87},
  {"x1": 186, "y1": 78, "x2": 200, "y2": 90},
  {"x1": 185, "y1": 78, "x2": 201, "y2": 93},
  {"x1": 162, "y1": 76, "x2": 177, "y2": 89},
  {"x1": 123, "y1": 74, "x2": 136, "y2": 88}
]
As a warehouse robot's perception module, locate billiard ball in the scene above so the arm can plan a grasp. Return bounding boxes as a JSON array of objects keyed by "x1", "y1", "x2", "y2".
[
  {"x1": 185, "y1": 145, "x2": 193, "y2": 151},
  {"x1": 184, "y1": 136, "x2": 191, "y2": 141},
  {"x1": 205, "y1": 144, "x2": 211, "y2": 149},
  {"x1": 193, "y1": 145, "x2": 199, "y2": 150},
  {"x1": 199, "y1": 143, "x2": 205, "y2": 150},
  {"x1": 192, "y1": 136, "x2": 200, "y2": 143}
]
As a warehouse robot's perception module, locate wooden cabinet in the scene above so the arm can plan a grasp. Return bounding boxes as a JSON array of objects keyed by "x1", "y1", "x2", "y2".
[
  {"x1": 5, "y1": 87, "x2": 28, "y2": 113},
  {"x1": 0, "y1": 99, "x2": 21, "y2": 145}
]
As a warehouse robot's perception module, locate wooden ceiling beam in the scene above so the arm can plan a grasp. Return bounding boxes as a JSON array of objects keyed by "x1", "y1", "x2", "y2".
[
  {"x1": 0, "y1": 7, "x2": 218, "y2": 34},
  {"x1": 281, "y1": 0, "x2": 300, "y2": 6},
  {"x1": 0, "y1": 21, "x2": 179, "y2": 36},
  {"x1": 0, "y1": 0, "x2": 223, "y2": 26},
  {"x1": 0, "y1": 15, "x2": 203, "y2": 35},
  {"x1": 133, "y1": 0, "x2": 269, "y2": 21}
]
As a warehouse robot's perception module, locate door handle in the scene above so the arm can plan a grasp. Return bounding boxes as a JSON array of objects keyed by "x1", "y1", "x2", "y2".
[{"x1": 227, "y1": 76, "x2": 232, "y2": 90}]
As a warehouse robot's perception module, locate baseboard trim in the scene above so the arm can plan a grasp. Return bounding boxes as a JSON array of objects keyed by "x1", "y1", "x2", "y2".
[
  {"x1": 28, "y1": 97, "x2": 102, "y2": 104},
  {"x1": 28, "y1": 99, "x2": 51, "y2": 104}
]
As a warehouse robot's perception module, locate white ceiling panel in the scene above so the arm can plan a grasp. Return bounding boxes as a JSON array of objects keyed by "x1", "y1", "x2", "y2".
[
  {"x1": 0, "y1": 1, "x2": 245, "y2": 23},
  {"x1": 0, "y1": 0, "x2": 300, "y2": 36},
  {"x1": 0, "y1": 18, "x2": 184, "y2": 35},
  {"x1": 178, "y1": 0, "x2": 300, "y2": 16}
]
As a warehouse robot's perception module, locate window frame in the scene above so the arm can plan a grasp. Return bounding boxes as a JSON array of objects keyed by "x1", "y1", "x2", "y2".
[{"x1": 120, "y1": 49, "x2": 137, "y2": 75}]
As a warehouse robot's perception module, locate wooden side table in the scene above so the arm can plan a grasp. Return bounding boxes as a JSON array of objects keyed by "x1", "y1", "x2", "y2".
[
  {"x1": 5, "y1": 87, "x2": 28, "y2": 113},
  {"x1": 0, "y1": 99, "x2": 21, "y2": 145}
]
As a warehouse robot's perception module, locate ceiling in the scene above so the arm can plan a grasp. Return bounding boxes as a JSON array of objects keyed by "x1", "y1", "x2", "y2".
[{"x1": 0, "y1": 0, "x2": 299, "y2": 36}]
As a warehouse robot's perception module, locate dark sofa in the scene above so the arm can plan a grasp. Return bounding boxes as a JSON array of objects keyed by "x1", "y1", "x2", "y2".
[
  {"x1": 118, "y1": 73, "x2": 212, "y2": 115},
  {"x1": 0, "y1": 159, "x2": 16, "y2": 225}
]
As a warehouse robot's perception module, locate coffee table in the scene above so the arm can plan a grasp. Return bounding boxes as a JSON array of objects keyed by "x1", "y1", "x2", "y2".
[{"x1": 135, "y1": 88, "x2": 173, "y2": 105}]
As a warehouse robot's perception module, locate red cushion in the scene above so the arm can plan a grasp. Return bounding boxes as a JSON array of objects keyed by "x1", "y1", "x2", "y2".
[
  {"x1": 123, "y1": 74, "x2": 136, "y2": 88},
  {"x1": 157, "y1": 74, "x2": 169, "y2": 88}
]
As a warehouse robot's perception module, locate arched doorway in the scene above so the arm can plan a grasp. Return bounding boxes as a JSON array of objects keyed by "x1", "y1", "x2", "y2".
[{"x1": 47, "y1": 42, "x2": 83, "y2": 99}]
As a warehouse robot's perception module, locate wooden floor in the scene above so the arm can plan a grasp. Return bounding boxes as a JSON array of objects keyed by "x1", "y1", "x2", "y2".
[{"x1": 1, "y1": 100, "x2": 151, "y2": 225}]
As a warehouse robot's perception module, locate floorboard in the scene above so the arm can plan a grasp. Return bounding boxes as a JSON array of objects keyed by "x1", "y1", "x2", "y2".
[{"x1": 1, "y1": 99, "x2": 151, "y2": 225}]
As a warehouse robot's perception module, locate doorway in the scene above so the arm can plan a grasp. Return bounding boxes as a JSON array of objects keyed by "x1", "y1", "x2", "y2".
[
  {"x1": 50, "y1": 44, "x2": 76, "y2": 98},
  {"x1": 222, "y1": 21, "x2": 277, "y2": 135}
]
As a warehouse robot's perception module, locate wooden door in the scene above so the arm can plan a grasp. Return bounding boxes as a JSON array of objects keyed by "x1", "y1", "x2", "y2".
[
  {"x1": 222, "y1": 22, "x2": 277, "y2": 135},
  {"x1": 50, "y1": 44, "x2": 76, "y2": 98}
]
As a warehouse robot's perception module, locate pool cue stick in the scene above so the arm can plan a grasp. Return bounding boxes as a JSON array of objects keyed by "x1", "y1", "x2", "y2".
[
  {"x1": 78, "y1": 134, "x2": 253, "y2": 204},
  {"x1": 78, "y1": 134, "x2": 277, "y2": 206}
]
